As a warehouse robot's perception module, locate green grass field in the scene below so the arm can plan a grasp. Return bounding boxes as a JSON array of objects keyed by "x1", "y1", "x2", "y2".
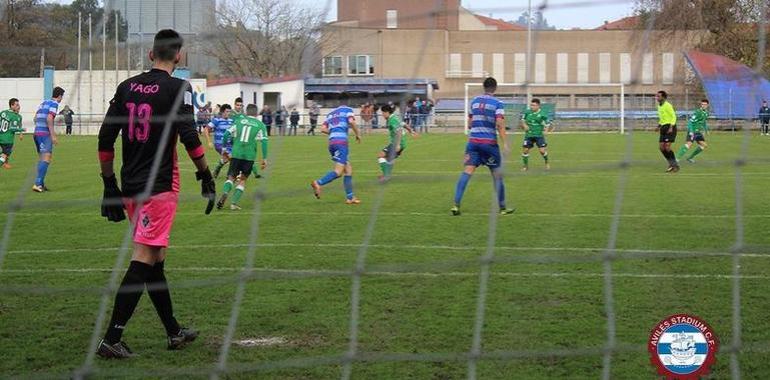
[{"x1": 1, "y1": 132, "x2": 770, "y2": 379}]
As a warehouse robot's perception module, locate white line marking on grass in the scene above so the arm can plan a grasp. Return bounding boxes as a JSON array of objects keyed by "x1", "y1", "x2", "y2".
[
  {"x1": 10, "y1": 211, "x2": 770, "y2": 219},
  {"x1": 5, "y1": 242, "x2": 770, "y2": 258},
  {"x1": 233, "y1": 337, "x2": 288, "y2": 347},
  {"x1": 2, "y1": 266, "x2": 770, "y2": 280}
]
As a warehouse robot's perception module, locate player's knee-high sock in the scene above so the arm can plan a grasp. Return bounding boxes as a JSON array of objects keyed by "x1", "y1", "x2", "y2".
[
  {"x1": 146, "y1": 261, "x2": 180, "y2": 336},
  {"x1": 104, "y1": 261, "x2": 152, "y2": 344},
  {"x1": 317, "y1": 171, "x2": 339, "y2": 186},
  {"x1": 343, "y1": 175, "x2": 354, "y2": 199},
  {"x1": 676, "y1": 145, "x2": 689, "y2": 159},
  {"x1": 493, "y1": 174, "x2": 506, "y2": 209},
  {"x1": 454, "y1": 172, "x2": 471, "y2": 206},
  {"x1": 213, "y1": 159, "x2": 226, "y2": 177},
  {"x1": 252, "y1": 163, "x2": 259, "y2": 176},
  {"x1": 542, "y1": 152, "x2": 549, "y2": 163},
  {"x1": 522, "y1": 154, "x2": 529, "y2": 167},
  {"x1": 689, "y1": 146, "x2": 704, "y2": 159},
  {"x1": 223, "y1": 180, "x2": 233, "y2": 194},
  {"x1": 232, "y1": 185, "x2": 245, "y2": 204},
  {"x1": 378, "y1": 158, "x2": 388, "y2": 176},
  {"x1": 666, "y1": 150, "x2": 678, "y2": 165},
  {"x1": 35, "y1": 161, "x2": 49, "y2": 186},
  {"x1": 385, "y1": 161, "x2": 394, "y2": 176}
]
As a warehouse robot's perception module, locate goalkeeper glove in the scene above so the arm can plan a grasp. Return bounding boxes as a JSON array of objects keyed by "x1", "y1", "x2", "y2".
[
  {"x1": 196, "y1": 168, "x2": 216, "y2": 215},
  {"x1": 101, "y1": 174, "x2": 126, "y2": 222}
]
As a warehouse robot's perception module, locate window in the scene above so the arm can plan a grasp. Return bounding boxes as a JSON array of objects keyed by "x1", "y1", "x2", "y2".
[
  {"x1": 348, "y1": 55, "x2": 374, "y2": 76},
  {"x1": 662, "y1": 53, "x2": 674, "y2": 84},
  {"x1": 599, "y1": 53, "x2": 611, "y2": 83},
  {"x1": 556, "y1": 53, "x2": 568, "y2": 83},
  {"x1": 492, "y1": 54, "x2": 504, "y2": 81},
  {"x1": 535, "y1": 54, "x2": 546, "y2": 83},
  {"x1": 448, "y1": 53, "x2": 462, "y2": 77},
  {"x1": 619, "y1": 53, "x2": 631, "y2": 84},
  {"x1": 472, "y1": 53, "x2": 484, "y2": 78},
  {"x1": 642, "y1": 53, "x2": 654, "y2": 84},
  {"x1": 514, "y1": 53, "x2": 526, "y2": 83},
  {"x1": 386, "y1": 10, "x2": 397, "y2": 29},
  {"x1": 577, "y1": 53, "x2": 589, "y2": 83},
  {"x1": 323, "y1": 56, "x2": 343, "y2": 76}
]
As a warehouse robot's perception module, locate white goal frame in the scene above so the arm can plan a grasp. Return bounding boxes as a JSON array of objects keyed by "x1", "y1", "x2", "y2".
[{"x1": 464, "y1": 82, "x2": 626, "y2": 134}]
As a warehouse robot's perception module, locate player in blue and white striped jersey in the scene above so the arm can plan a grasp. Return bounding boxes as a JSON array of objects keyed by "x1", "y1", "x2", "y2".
[
  {"x1": 310, "y1": 93, "x2": 362, "y2": 204},
  {"x1": 31, "y1": 86, "x2": 65, "y2": 192}
]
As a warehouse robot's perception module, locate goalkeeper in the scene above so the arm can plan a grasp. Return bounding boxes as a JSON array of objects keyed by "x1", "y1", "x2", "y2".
[{"x1": 217, "y1": 104, "x2": 268, "y2": 210}]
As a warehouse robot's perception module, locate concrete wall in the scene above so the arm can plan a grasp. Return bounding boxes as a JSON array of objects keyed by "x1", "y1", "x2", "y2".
[
  {"x1": 207, "y1": 80, "x2": 306, "y2": 119},
  {"x1": 0, "y1": 78, "x2": 44, "y2": 128},
  {"x1": 338, "y1": 0, "x2": 460, "y2": 30}
]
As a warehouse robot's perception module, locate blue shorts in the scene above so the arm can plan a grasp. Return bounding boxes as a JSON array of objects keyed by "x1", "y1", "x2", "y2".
[
  {"x1": 464, "y1": 142, "x2": 501, "y2": 169},
  {"x1": 523, "y1": 136, "x2": 547, "y2": 148},
  {"x1": 329, "y1": 144, "x2": 349, "y2": 165},
  {"x1": 34, "y1": 135, "x2": 53, "y2": 154},
  {"x1": 215, "y1": 144, "x2": 231, "y2": 155}
]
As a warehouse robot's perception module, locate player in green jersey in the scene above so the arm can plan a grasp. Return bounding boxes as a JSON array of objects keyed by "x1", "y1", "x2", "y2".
[
  {"x1": 216, "y1": 104, "x2": 268, "y2": 210},
  {"x1": 520, "y1": 98, "x2": 552, "y2": 171},
  {"x1": 0, "y1": 98, "x2": 24, "y2": 169},
  {"x1": 676, "y1": 99, "x2": 710, "y2": 163},
  {"x1": 377, "y1": 104, "x2": 417, "y2": 181}
]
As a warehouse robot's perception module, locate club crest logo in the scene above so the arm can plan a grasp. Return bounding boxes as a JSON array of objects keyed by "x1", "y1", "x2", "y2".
[
  {"x1": 648, "y1": 314, "x2": 718, "y2": 380},
  {"x1": 141, "y1": 214, "x2": 151, "y2": 228}
]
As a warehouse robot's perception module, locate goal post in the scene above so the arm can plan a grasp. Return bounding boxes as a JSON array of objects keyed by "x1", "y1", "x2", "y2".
[{"x1": 464, "y1": 82, "x2": 626, "y2": 134}]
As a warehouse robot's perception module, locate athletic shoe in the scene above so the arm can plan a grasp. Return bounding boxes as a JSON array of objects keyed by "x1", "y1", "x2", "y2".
[
  {"x1": 450, "y1": 206, "x2": 461, "y2": 216},
  {"x1": 671, "y1": 165, "x2": 681, "y2": 173},
  {"x1": 310, "y1": 181, "x2": 322, "y2": 199},
  {"x1": 500, "y1": 208, "x2": 516, "y2": 215},
  {"x1": 31, "y1": 185, "x2": 44, "y2": 193},
  {"x1": 230, "y1": 204, "x2": 242, "y2": 211},
  {"x1": 345, "y1": 197, "x2": 361, "y2": 205},
  {"x1": 378, "y1": 175, "x2": 391, "y2": 184},
  {"x1": 686, "y1": 158, "x2": 695, "y2": 164},
  {"x1": 521, "y1": 166, "x2": 528, "y2": 172},
  {"x1": 216, "y1": 194, "x2": 228, "y2": 210},
  {"x1": 254, "y1": 173, "x2": 262, "y2": 179},
  {"x1": 42, "y1": 185, "x2": 50, "y2": 192},
  {"x1": 2, "y1": 163, "x2": 11, "y2": 169},
  {"x1": 167, "y1": 327, "x2": 198, "y2": 350},
  {"x1": 96, "y1": 339, "x2": 136, "y2": 359},
  {"x1": 665, "y1": 166, "x2": 675, "y2": 173},
  {"x1": 544, "y1": 163, "x2": 551, "y2": 171}
]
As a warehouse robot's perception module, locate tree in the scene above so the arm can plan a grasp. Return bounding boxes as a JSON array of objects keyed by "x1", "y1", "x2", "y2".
[
  {"x1": 634, "y1": 0, "x2": 769, "y2": 75},
  {"x1": 512, "y1": 10, "x2": 556, "y2": 30},
  {"x1": 206, "y1": 0, "x2": 326, "y2": 78}
]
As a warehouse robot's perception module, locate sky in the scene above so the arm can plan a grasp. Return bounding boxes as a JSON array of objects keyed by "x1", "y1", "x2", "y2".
[{"x1": 47, "y1": 0, "x2": 636, "y2": 30}]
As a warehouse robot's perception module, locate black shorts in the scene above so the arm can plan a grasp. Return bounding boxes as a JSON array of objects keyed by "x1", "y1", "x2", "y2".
[
  {"x1": 523, "y1": 136, "x2": 547, "y2": 148},
  {"x1": 686, "y1": 132, "x2": 705, "y2": 143},
  {"x1": 382, "y1": 144, "x2": 403, "y2": 160},
  {"x1": 0, "y1": 143, "x2": 13, "y2": 156},
  {"x1": 659, "y1": 124, "x2": 677, "y2": 143},
  {"x1": 227, "y1": 158, "x2": 254, "y2": 178}
]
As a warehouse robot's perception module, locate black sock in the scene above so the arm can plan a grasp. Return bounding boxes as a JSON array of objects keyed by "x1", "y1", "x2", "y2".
[
  {"x1": 667, "y1": 150, "x2": 678, "y2": 165},
  {"x1": 147, "y1": 261, "x2": 181, "y2": 336},
  {"x1": 104, "y1": 261, "x2": 153, "y2": 344}
]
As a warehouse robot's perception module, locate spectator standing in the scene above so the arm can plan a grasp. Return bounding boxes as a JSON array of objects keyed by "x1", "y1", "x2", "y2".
[
  {"x1": 289, "y1": 107, "x2": 300, "y2": 136},
  {"x1": 361, "y1": 103, "x2": 373, "y2": 135},
  {"x1": 261, "y1": 105, "x2": 274, "y2": 136},
  {"x1": 59, "y1": 105, "x2": 75, "y2": 135},
  {"x1": 372, "y1": 104, "x2": 379, "y2": 129},
  {"x1": 760, "y1": 100, "x2": 770, "y2": 135},
  {"x1": 308, "y1": 102, "x2": 320, "y2": 135},
  {"x1": 275, "y1": 106, "x2": 285, "y2": 136}
]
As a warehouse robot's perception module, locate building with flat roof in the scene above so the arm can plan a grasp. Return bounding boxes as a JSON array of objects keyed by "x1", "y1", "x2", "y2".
[{"x1": 321, "y1": 0, "x2": 705, "y2": 110}]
